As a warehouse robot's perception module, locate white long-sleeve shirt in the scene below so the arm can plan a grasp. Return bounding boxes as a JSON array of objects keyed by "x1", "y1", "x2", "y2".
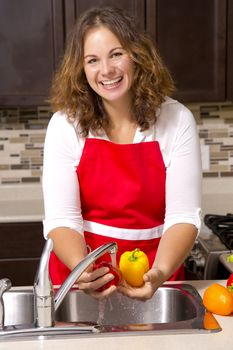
[{"x1": 42, "y1": 97, "x2": 202, "y2": 239}]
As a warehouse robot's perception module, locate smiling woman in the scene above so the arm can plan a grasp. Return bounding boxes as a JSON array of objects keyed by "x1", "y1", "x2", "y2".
[{"x1": 43, "y1": 6, "x2": 202, "y2": 302}]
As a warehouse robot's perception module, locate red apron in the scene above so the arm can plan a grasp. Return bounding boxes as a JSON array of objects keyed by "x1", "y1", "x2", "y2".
[{"x1": 49, "y1": 138, "x2": 184, "y2": 284}]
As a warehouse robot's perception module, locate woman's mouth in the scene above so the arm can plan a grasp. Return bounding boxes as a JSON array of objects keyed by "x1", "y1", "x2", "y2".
[{"x1": 100, "y1": 77, "x2": 123, "y2": 89}]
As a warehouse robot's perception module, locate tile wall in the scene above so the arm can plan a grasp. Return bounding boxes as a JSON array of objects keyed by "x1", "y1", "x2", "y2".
[
  {"x1": 0, "y1": 106, "x2": 50, "y2": 184},
  {"x1": 186, "y1": 102, "x2": 233, "y2": 178},
  {"x1": 0, "y1": 102, "x2": 233, "y2": 185}
]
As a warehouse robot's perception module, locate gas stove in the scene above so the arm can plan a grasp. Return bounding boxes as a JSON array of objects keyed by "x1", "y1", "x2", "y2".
[
  {"x1": 185, "y1": 213, "x2": 233, "y2": 279},
  {"x1": 204, "y1": 213, "x2": 233, "y2": 250}
]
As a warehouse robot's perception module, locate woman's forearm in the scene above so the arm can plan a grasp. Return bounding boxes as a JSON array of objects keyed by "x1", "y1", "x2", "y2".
[
  {"x1": 48, "y1": 228, "x2": 88, "y2": 271},
  {"x1": 152, "y1": 223, "x2": 198, "y2": 281}
]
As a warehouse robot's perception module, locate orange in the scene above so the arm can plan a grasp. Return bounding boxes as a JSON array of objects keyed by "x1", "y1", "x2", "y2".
[
  {"x1": 203, "y1": 283, "x2": 233, "y2": 316},
  {"x1": 203, "y1": 311, "x2": 221, "y2": 330}
]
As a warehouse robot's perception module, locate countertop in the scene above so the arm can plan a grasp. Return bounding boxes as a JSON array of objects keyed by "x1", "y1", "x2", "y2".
[{"x1": 0, "y1": 280, "x2": 232, "y2": 350}]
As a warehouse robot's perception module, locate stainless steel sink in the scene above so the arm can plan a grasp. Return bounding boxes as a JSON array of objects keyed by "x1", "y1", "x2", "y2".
[
  {"x1": 55, "y1": 283, "x2": 221, "y2": 333},
  {"x1": 1, "y1": 283, "x2": 221, "y2": 340}
]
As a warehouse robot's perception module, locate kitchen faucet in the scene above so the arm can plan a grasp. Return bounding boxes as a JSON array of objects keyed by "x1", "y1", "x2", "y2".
[{"x1": 34, "y1": 238, "x2": 118, "y2": 328}]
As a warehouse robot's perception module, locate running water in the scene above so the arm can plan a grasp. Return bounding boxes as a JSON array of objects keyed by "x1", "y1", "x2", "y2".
[
  {"x1": 110, "y1": 252, "x2": 117, "y2": 268},
  {"x1": 97, "y1": 299, "x2": 106, "y2": 324},
  {"x1": 97, "y1": 298, "x2": 114, "y2": 324},
  {"x1": 108, "y1": 296, "x2": 114, "y2": 311},
  {"x1": 96, "y1": 252, "x2": 119, "y2": 324}
]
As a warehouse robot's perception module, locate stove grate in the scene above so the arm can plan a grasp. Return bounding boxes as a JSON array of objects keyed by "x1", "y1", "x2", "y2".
[{"x1": 204, "y1": 213, "x2": 233, "y2": 250}]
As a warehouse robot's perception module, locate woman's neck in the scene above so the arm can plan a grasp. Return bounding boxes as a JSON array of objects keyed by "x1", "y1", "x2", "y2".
[
  {"x1": 103, "y1": 97, "x2": 133, "y2": 126},
  {"x1": 103, "y1": 99, "x2": 137, "y2": 144}
]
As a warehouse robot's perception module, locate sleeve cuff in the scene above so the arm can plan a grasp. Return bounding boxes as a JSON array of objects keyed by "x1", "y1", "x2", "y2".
[
  {"x1": 43, "y1": 219, "x2": 84, "y2": 239},
  {"x1": 163, "y1": 208, "x2": 202, "y2": 235}
]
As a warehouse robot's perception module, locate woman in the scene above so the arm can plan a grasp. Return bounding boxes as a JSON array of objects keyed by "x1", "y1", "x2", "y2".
[{"x1": 42, "y1": 6, "x2": 202, "y2": 300}]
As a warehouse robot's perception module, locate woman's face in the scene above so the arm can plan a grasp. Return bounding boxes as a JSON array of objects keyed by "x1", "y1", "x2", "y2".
[{"x1": 83, "y1": 26, "x2": 134, "y2": 105}]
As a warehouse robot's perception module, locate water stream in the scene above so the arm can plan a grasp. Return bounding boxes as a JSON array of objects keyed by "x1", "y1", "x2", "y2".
[{"x1": 110, "y1": 252, "x2": 117, "y2": 268}]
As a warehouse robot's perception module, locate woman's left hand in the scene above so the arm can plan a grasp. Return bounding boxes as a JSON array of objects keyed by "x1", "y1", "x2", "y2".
[{"x1": 118, "y1": 268, "x2": 165, "y2": 301}]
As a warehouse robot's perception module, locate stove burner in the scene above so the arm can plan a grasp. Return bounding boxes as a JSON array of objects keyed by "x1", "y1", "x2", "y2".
[{"x1": 204, "y1": 213, "x2": 233, "y2": 250}]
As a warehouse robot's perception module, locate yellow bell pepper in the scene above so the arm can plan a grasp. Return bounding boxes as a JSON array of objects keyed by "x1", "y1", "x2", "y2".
[{"x1": 119, "y1": 248, "x2": 149, "y2": 287}]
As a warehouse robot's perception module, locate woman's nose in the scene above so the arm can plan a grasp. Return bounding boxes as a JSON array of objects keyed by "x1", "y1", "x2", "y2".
[{"x1": 100, "y1": 59, "x2": 114, "y2": 75}]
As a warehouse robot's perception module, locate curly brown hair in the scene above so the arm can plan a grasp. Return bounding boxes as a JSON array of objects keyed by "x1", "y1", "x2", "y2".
[{"x1": 50, "y1": 6, "x2": 175, "y2": 136}]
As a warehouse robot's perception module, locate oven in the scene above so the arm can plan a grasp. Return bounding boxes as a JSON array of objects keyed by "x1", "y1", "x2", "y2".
[{"x1": 185, "y1": 213, "x2": 233, "y2": 279}]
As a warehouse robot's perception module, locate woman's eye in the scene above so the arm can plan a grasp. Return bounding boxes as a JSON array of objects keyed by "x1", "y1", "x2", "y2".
[
  {"x1": 111, "y1": 52, "x2": 123, "y2": 58},
  {"x1": 87, "y1": 58, "x2": 97, "y2": 64}
]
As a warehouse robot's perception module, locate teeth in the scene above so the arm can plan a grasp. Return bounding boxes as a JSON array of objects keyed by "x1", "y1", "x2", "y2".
[{"x1": 101, "y1": 77, "x2": 122, "y2": 85}]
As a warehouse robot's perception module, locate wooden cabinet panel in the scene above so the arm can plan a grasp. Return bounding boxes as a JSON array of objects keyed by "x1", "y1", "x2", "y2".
[
  {"x1": 64, "y1": 0, "x2": 145, "y2": 39},
  {"x1": 0, "y1": 259, "x2": 40, "y2": 286},
  {"x1": 0, "y1": 222, "x2": 45, "y2": 286},
  {"x1": 227, "y1": 0, "x2": 233, "y2": 100},
  {"x1": 0, "y1": 0, "x2": 232, "y2": 106},
  {"x1": 0, "y1": 222, "x2": 44, "y2": 258},
  {"x1": 0, "y1": 0, "x2": 64, "y2": 106},
  {"x1": 146, "y1": 0, "x2": 227, "y2": 102}
]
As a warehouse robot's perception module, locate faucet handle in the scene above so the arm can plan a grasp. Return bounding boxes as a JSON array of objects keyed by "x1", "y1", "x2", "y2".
[
  {"x1": 0, "y1": 278, "x2": 11, "y2": 296},
  {"x1": 0, "y1": 278, "x2": 12, "y2": 330}
]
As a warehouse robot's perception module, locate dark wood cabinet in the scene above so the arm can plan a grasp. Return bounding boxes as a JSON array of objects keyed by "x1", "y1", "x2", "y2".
[
  {"x1": 64, "y1": 0, "x2": 145, "y2": 39},
  {"x1": 0, "y1": 0, "x2": 233, "y2": 105},
  {"x1": 146, "y1": 0, "x2": 227, "y2": 102},
  {"x1": 0, "y1": 0, "x2": 64, "y2": 106},
  {"x1": 55, "y1": 0, "x2": 233, "y2": 103},
  {"x1": 0, "y1": 222, "x2": 45, "y2": 286},
  {"x1": 227, "y1": 0, "x2": 233, "y2": 100}
]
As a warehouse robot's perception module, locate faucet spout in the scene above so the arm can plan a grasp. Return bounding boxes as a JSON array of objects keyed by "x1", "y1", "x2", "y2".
[{"x1": 54, "y1": 242, "x2": 118, "y2": 311}]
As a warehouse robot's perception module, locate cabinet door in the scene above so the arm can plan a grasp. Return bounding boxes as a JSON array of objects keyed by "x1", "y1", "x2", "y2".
[
  {"x1": 64, "y1": 0, "x2": 145, "y2": 40},
  {"x1": 227, "y1": 0, "x2": 233, "y2": 100},
  {"x1": 0, "y1": 260, "x2": 41, "y2": 286},
  {"x1": 0, "y1": 222, "x2": 45, "y2": 286},
  {"x1": 0, "y1": 0, "x2": 64, "y2": 106},
  {"x1": 146, "y1": 0, "x2": 227, "y2": 102},
  {"x1": 0, "y1": 222, "x2": 44, "y2": 259}
]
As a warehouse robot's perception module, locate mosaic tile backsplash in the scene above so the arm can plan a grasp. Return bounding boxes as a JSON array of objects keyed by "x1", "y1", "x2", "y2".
[
  {"x1": 0, "y1": 102, "x2": 233, "y2": 185},
  {"x1": 0, "y1": 106, "x2": 51, "y2": 185}
]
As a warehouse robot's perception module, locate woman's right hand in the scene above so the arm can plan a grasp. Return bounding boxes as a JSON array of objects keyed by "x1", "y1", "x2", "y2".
[{"x1": 76, "y1": 264, "x2": 118, "y2": 299}]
